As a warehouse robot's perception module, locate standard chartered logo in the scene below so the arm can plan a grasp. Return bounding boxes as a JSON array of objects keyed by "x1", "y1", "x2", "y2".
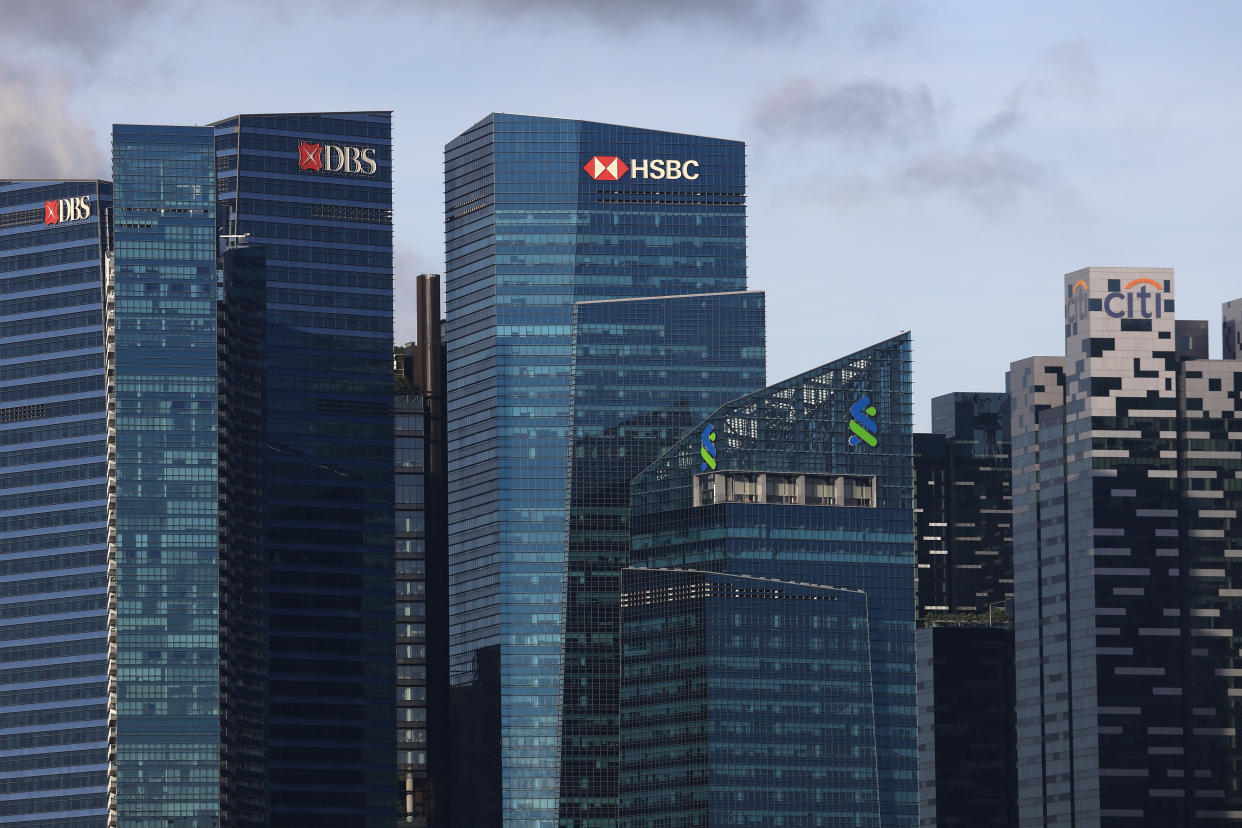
[
  {"x1": 699, "y1": 424, "x2": 717, "y2": 471},
  {"x1": 848, "y1": 396, "x2": 878, "y2": 447}
]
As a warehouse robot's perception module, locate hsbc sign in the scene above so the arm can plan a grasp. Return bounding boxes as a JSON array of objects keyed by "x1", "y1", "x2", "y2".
[
  {"x1": 584, "y1": 155, "x2": 700, "y2": 181},
  {"x1": 44, "y1": 196, "x2": 91, "y2": 226},
  {"x1": 298, "y1": 141, "x2": 377, "y2": 175}
]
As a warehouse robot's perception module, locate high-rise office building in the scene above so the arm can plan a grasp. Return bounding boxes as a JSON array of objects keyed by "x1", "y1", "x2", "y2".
[
  {"x1": 1222, "y1": 298, "x2": 1242, "y2": 359},
  {"x1": 619, "y1": 569, "x2": 878, "y2": 828},
  {"x1": 0, "y1": 179, "x2": 112, "y2": 827},
  {"x1": 626, "y1": 335, "x2": 917, "y2": 826},
  {"x1": 1012, "y1": 267, "x2": 1242, "y2": 825},
  {"x1": 395, "y1": 274, "x2": 449, "y2": 826},
  {"x1": 443, "y1": 114, "x2": 748, "y2": 827},
  {"x1": 915, "y1": 392, "x2": 1012, "y2": 618},
  {"x1": 916, "y1": 624, "x2": 1017, "y2": 827},
  {"x1": 109, "y1": 123, "x2": 229, "y2": 826},
  {"x1": 563, "y1": 290, "x2": 765, "y2": 826},
  {"x1": 0, "y1": 110, "x2": 395, "y2": 827},
  {"x1": 214, "y1": 111, "x2": 396, "y2": 826}
]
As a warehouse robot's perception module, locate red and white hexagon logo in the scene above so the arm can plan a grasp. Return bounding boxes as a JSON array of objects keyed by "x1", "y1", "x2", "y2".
[{"x1": 583, "y1": 156, "x2": 628, "y2": 181}]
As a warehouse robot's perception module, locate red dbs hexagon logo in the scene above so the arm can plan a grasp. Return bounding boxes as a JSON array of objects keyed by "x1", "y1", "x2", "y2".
[
  {"x1": 584, "y1": 156, "x2": 628, "y2": 181},
  {"x1": 44, "y1": 201, "x2": 59, "y2": 225},
  {"x1": 298, "y1": 142, "x2": 323, "y2": 171}
]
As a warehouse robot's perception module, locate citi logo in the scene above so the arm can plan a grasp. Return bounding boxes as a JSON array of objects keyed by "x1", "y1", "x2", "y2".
[
  {"x1": 1065, "y1": 277, "x2": 1169, "y2": 323},
  {"x1": 298, "y1": 141, "x2": 377, "y2": 175},
  {"x1": 1105, "y1": 277, "x2": 1165, "y2": 320},
  {"x1": 584, "y1": 156, "x2": 700, "y2": 181},
  {"x1": 700, "y1": 424, "x2": 717, "y2": 471},
  {"x1": 43, "y1": 196, "x2": 91, "y2": 226},
  {"x1": 848, "y1": 396, "x2": 878, "y2": 447}
]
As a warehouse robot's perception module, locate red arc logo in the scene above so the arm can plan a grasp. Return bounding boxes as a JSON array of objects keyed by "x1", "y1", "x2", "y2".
[
  {"x1": 298, "y1": 142, "x2": 323, "y2": 171},
  {"x1": 44, "y1": 201, "x2": 58, "y2": 225},
  {"x1": 584, "y1": 156, "x2": 628, "y2": 181}
]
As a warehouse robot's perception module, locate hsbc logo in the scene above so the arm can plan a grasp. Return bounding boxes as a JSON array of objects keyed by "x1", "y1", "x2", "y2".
[
  {"x1": 298, "y1": 141, "x2": 377, "y2": 175},
  {"x1": 43, "y1": 196, "x2": 91, "y2": 226},
  {"x1": 584, "y1": 156, "x2": 700, "y2": 181}
]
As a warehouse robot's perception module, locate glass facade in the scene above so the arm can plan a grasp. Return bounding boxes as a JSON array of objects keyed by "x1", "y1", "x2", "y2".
[
  {"x1": 0, "y1": 179, "x2": 111, "y2": 827},
  {"x1": 395, "y1": 273, "x2": 449, "y2": 827},
  {"x1": 915, "y1": 625, "x2": 1017, "y2": 827},
  {"x1": 915, "y1": 392, "x2": 1012, "y2": 617},
  {"x1": 629, "y1": 334, "x2": 916, "y2": 826},
  {"x1": 444, "y1": 114, "x2": 747, "y2": 827},
  {"x1": 620, "y1": 568, "x2": 879, "y2": 828},
  {"x1": 564, "y1": 291, "x2": 765, "y2": 825},
  {"x1": 214, "y1": 111, "x2": 396, "y2": 827},
  {"x1": 110, "y1": 124, "x2": 221, "y2": 827}
]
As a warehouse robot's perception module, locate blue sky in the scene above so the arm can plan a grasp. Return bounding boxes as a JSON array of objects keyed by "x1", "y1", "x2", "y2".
[{"x1": 3, "y1": 0, "x2": 1240, "y2": 427}]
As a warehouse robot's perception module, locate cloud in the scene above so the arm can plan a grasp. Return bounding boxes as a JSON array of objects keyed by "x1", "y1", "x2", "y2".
[
  {"x1": 897, "y1": 149, "x2": 1048, "y2": 211},
  {"x1": 404, "y1": 0, "x2": 818, "y2": 33},
  {"x1": 0, "y1": 1, "x2": 159, "y2": 178},
  {"x1": 749, "y1": 77, "x2": 939, "y2": 147},
  {"x1": 976, "y1": 40, "x2": 1097, "y2": 145},
  {"x1": 0, "y1": 64, "x2": 106, "y2": 179},
  {"x1": 0, "y1": 0, "x2": 155, "y2": 55}
]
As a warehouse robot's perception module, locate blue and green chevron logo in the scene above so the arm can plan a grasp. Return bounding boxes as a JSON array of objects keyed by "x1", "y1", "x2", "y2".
[
  {"x1": 700, "y1": 424, "x2": 717, "y2": 471},
  {"x1": 848, "y1": 395, "x2": 878, "y2": 447}
]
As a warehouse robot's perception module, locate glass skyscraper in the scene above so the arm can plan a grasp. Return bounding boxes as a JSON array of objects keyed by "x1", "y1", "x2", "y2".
[
  {"x1": 395, "y1": 273, "x2": 449, "y2": 826},
  {"x1": 444, "y1": 114, "x2": 748, "y2": 827},
  {"x1": 0, "y1": 179, "x2": 111, "y2": 827},
  {"x1": 565, "y1": 291, "x2": 765, "y2": 825},
  {"x1": 627, "y1": 335, "x2": 917, "y2": 826},
  {"x1": 214, "y1": 111, "x2": 396, "y2": 827},
  {"x1": 915, "y1": 392, "x2": 1012, "y2": 618},
  {"x1": 620, "y1": 568, "x2": 879, "y2": 828},
  {"x1": 110, "y1": 123, "x2": 222, "y2": 826}
]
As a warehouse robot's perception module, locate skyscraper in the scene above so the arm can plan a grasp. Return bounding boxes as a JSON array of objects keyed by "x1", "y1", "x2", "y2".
[
  {"x1": 395, "y1": 273, "x2": 449, "y2": 826},
  {"x1": 0, "y1": 179, "x2": 112, "y2": 827},
  {"x1": 214, "y1": 111, "x2": 396, "y2": 826},
  {"x1": 109, "y1": 124, "x2": 223, "y2": 826},
  {"x1": 443, "y1": 114, "x2": 749, "y2": 827},
  {"x1": 915, "y1": 392, "x2": 1012, "y2": 618},
  {"x1": 564, "y1": 291, "x2": 765, "y2": 825},
  {"x1": 627, "y1": 335, "x2": 917, "y2": 826},
  {"x1": 1012, "y1": 267, "x2": 1242, "y2": 825},
  {"x1": 620, "y1": 569, "x2": 878, "y2": 828},
  {"x1": 916, "y1": 624, "x2": 1017, "y2": 827}
]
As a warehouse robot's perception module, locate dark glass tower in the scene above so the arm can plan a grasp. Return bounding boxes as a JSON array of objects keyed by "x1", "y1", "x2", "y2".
[
  {"x1": 214, "y1": 111, "x2": 396, "y2": 827},
  {"x1": 916, "y1": 624, "x2": 1017, "y2": 827},
  {"x1": 915, "y1": 392, "x2": 1012, "y2": 618},
  {"x1": 627, "y1": 334, "x2": 917, "y2": 826},
  {"x1": 110, "y1": 124, "x2": 221, "y2": 827},
  {"x1": 1012, "y1": 267, "x2": 1242, "y2": 825},
  {"x1": 0, "y1": 179, "x2": 111, "y2": 827},
  {"x1": 620, "y1": 569, "x2": 878, "y2": 828},
  {"x1": 395, "y1": 273, "x2": 449, "y2": 826},
  {"x1": 443, "y1": 114, "x2": 748, "y2": 827},
  {"x1": 564, "y1": 291, "x2": 765, "y2": 825}
]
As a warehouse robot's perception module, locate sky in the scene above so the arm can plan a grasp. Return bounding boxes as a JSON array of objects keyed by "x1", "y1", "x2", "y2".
[{"x1": 2, "y1": 0, "x2": 1240, "y2": 428}]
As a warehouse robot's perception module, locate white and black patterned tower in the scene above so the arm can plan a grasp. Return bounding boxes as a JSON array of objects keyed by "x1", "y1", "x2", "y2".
[{"x1": 1011, "y1": 267, "x2": 1242, "y2": 826}]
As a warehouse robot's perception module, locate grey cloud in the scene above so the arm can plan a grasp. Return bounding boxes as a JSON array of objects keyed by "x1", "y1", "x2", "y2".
[
  {"x1": 0, "y1": 0, "x2": 157, "y2": 55},
  {"x1": 749, "y1": 77, "x2": 939, "y2": 146},
  {"x1": 405, "y1": 0, "x2": 818, "y2": 32},
  {"x1": 0, "y1": 63, "x2": 105, "y2": 179},
  {"x1": 976, "y1": 40, "x2": 1097, "y2": 145},
  {"x1": 0, "y1": 1, "x2": 161, "y2": 179},
  {"x1": 897, "y1": 149, "x2": 1047, "y2": 211}
]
